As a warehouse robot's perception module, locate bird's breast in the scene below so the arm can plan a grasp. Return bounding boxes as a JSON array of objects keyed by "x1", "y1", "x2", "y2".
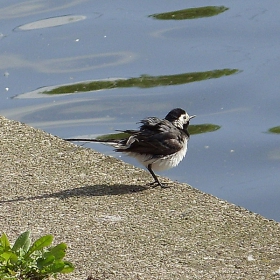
[
  {"x1": 152, "y1": 140, "x2": 188, "y2": 171},
  {"x1": 124, "y1": 139, "x2": 188, "y2": 171}
]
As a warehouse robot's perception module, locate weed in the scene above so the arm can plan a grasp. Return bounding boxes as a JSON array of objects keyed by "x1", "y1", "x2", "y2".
[{"x1": 0, "y1": 231, "x2": 74, "y2": 279}]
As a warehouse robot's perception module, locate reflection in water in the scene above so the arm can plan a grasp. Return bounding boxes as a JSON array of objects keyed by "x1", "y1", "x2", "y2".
[
  {"x1": 0, "y1": 0, "x2": 88, "y2": 19},
  {"x1": 188, "y1": 124, "x2": 221, "y2": 135},
  {"x1": 39, "y1": 52, "x2": 135, "y2": 73},
  {"x1": 16, "y1": 15, "x2": 86, "y2": 31},
  {"x1": 268, "y1": 148, "x2": 280, "y2": 160},
  {"x1": 95, "y1": 124, "x2": 221, "y2": 141},
  {"x1": 149, "y1": 6, "x2": 228, "y2": 20},
  {"x1": 17, "y1": 68, "x2": 239, "y2": 97},
  {"x1": 0, "y1": 52, "x2": 135, "y2": 74},
  {"x1": 268, "y1": 126, "x2": 280, "y2": 134}
]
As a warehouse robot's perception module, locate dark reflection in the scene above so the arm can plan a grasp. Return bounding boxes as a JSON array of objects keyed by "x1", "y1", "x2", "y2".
[
  {"x1": 95, "y1": 124, "x2": 221, "y2": 141},
  {"x1": 188, "y1": 124, "x2": 221, "y2": 135},
  {"x1": 268, "y1": 126, "x2": 280, "y2": 134},
  {"x1": 39, "y1": 69, "x2": 239, "y2": 95},
  {"x1": 149, "y1": 6, "x2": 229, "y2": 20}
]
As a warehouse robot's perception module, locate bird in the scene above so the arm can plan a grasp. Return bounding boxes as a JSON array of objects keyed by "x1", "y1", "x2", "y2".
[{"x1": 65, "y1": 108, "x2": 195, "y2": 188}]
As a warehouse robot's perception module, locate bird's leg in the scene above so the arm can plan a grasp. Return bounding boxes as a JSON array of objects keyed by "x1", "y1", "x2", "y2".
[{"x1": 147, "y1": 164, "x2": 167, "y2": 188}]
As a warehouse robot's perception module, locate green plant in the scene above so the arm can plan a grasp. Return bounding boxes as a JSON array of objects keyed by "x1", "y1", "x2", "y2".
[{"x1": 0, "y1": 231, "x2": 74, "y2": 279}]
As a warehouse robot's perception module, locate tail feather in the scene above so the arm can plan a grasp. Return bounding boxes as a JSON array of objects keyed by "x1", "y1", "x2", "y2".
[
  {"x1": 64, "y1": 138, "x2": 101, "y2": 142},
  {"x1": 64, "y1": 129, "x2": 137, "y2": 149},
  {"x1": 64, "y1": 138, "x2": 120, "y2": 146}
]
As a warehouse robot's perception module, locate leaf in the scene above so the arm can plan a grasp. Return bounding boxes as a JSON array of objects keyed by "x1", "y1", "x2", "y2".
[
  {"x1": 60, "y1": 261, "x2": 75, "y2": 274},
  {"x1": 42, "y1": 260, "x2": 74, "y2": 274},
  {"x1": 37, "y1": 255, "x2": 55, "y2": 269},
  {"x1": 0, "y1": 251, "x2": 18, "y2": 263},
  {"x1": 25, "y1": 235, "x2": 53, "y2": 258},
  {"x1": 44, "y1": 243, "x2": 67, "y2": 261},
  {"x1": 12, "y1": 231, "x2": 30, "y2": 253},
  {"x1": 47, "y1": 260, "x2": 65, "y2": 273},
  {"x1": 0, "y1": 233, "x2": 11, "y2": 250}
]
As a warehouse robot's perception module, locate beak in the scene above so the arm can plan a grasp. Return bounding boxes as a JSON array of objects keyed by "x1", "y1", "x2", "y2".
[{"x1": 189, "y1": 115, "x2": 196, "y2": 120}]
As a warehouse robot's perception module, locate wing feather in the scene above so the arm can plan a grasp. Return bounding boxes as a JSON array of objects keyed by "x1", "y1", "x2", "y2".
[{"x1": 115, "y1": 118, "x2": 186, "y2": 156}]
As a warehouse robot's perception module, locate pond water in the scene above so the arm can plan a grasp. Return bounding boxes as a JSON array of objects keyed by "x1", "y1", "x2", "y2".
[{"x1": 1, "y1": 0, "x2": 279, "y2": 221}]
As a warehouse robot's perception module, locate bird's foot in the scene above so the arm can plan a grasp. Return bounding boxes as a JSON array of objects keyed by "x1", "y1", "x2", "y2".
[
  {"x1": 148, "y1": 180, "x2": 170, "y2": 189},
  {"x1": 147, "y1": 164, "x2": 171, "y2": 189}
]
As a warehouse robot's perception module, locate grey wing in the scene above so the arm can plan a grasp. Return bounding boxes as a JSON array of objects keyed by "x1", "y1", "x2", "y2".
[
  {"x1": 117, "y1": 120, "x2": 184, "y2": 156},
  {"x1": 140, "y1": 117, "x2": 162, "y2": 129}
]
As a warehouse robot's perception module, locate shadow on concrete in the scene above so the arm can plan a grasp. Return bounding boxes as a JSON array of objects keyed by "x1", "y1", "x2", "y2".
[{"x1": 0, "y1": 184, "x2": 148, "y2": 204}]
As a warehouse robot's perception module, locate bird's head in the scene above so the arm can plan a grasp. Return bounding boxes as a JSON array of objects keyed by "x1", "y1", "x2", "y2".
[{"x1": 165, "y1": 108, "x2": 195, "y2": 130}]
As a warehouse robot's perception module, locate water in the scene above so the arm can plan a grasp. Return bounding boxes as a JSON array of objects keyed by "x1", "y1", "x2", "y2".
[{"x1": 0, "y1": 0, "x2": 279, "y2": 221}]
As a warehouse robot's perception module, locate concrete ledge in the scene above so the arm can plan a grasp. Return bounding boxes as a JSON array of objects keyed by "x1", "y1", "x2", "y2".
[{"x1": 0, "y1": 115, "x2": 280, "y2": 279}]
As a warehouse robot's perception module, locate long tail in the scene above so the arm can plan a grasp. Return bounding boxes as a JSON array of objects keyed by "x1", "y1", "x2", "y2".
[
  {"x1": 64, "y1": 130, "x2": 135, "y2": 144},
  {"x1": 64, "y1": 138, "x2": 105, "y2": 142},
  {"x1": 64, "y1": 138, "x2": 121, "y2": 147}
]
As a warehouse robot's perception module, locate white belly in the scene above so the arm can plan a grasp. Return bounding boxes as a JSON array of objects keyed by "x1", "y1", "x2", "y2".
[{"x1": 126, "y1": 140, "x2": 188, "y2": 171}]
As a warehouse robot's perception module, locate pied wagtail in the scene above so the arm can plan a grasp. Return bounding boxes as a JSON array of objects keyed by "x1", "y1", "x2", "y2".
[{"x1": 65, "y1": 108, "x2": 195, "y2": 188}]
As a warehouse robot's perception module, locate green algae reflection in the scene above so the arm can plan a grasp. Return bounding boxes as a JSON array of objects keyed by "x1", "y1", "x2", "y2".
[
  {"x1": 188, "y1": 124, "x2": 220, "y2": 135},
  {"x1": 268, "y1": 126, "x2": 280, "y2": 134},
  {"x1": 95, "y1": 124, "x2": 221, "y2": 141},
  {"x1": 41, "y1": 69, "x2": 239, "y2": 95},
  {"x1": 149, "y1": 6, "x2": 229, "y2": 20}
]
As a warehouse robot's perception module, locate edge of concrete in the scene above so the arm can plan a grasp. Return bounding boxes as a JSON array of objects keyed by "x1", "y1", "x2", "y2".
[{"x1": 0, "y1": 115, "x2": 279, "y2": 279}]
